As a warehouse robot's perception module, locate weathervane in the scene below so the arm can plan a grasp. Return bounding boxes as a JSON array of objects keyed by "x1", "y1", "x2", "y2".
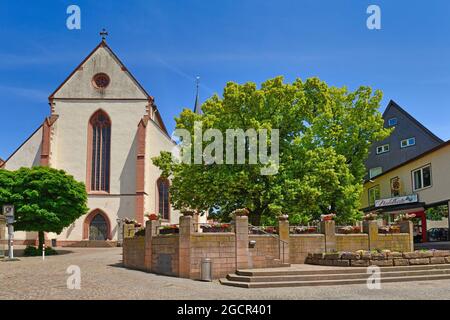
[{"x1": 100, "y1": 28, "x2": 108, "y2": 41}]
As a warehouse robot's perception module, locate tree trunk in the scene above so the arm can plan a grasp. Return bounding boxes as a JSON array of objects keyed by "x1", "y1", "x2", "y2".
[{"x1": 38, "y1": 231, "x2": 45, "y2": 251}]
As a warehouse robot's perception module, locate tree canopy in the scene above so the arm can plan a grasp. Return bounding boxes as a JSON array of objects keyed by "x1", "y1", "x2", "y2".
[
  {"x1": 152, "y1": 76, "x2": 391, "y2": 225},
  {"x1": 0, "y1": 166, "x2": 88, "y2": 248}
]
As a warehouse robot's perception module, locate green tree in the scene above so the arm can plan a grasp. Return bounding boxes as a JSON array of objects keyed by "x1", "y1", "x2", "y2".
[
  {"x1": 0, "y1": 166, "x2": 88, "y2": 249},
  {"x1": 153, "y1": 76, "x2": 391, "y2": 225}
]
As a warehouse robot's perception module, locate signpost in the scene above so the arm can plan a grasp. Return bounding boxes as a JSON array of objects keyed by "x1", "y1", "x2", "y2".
[{"x1": 3, "y1": 205, "x2": 15, "y2": 260}]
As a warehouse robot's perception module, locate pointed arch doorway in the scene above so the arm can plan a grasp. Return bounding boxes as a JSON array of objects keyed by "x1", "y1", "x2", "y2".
[{"x1": 83, "y1": 209, "x2": 112, "y2": 241}]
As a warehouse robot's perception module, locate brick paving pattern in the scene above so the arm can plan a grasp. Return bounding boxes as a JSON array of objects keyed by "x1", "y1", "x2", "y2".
[{"x1": 1, "y1": 247, "x2": 450, "y2": 300}]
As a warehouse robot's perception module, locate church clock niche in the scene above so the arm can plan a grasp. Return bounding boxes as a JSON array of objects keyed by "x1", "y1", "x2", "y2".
[{"x1": 92, "y1": 73, "x2": 110, "y2": 89}]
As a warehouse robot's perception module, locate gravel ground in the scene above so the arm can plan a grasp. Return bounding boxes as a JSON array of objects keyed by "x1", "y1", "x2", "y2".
[{"x1": 1, "y1": 247, "x2": 450, "y2": 300}]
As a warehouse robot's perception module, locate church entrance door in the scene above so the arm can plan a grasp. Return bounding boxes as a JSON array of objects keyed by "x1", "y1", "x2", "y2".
[{"x1": 89, "y1": 214, "x2": 108, "y2": 240}]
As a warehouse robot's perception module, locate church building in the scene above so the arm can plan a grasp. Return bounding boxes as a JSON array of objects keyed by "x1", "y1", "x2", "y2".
[{"x1": 1, "y1": 37, "x2": 196, "y2": 245}]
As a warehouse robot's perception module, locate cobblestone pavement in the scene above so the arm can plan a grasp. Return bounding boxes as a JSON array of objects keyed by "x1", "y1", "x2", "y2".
[{"x1": 1, "y1": 247, "x2": 450, "y2": 300}]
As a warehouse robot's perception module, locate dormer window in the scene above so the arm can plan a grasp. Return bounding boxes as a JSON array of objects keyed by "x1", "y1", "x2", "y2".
[
  {"x1": 401, "y1": 137, "x2": 416, "y2": 148},
  {"x1": 376, "y1": 144, "x2": 390, "y2": 154},
  {"x1": 388, "y1": 118, "x2": 397, "y2": 126}
]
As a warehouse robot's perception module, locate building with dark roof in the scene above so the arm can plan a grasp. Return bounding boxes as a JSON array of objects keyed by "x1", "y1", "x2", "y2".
[{"x1": 365, "y1": 100, "x2": 443, "y2": 179}]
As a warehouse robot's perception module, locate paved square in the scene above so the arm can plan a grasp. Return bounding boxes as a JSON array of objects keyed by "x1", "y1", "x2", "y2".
[{"x1": 1, "y1": 247, "x2": 450, "y2": 300}]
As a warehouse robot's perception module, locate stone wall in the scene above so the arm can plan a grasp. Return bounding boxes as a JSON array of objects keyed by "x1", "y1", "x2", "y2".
[
  {"x1": 122, "y1": 217, "x2": 414, "y2": 280},
  {"x1": 249, "y1": 235, "x2": 281, "y2": 269},
  {"x1": 307, "y1": 250, "x2": 450, "y2": 267},
  {"x1": 190, "y1": 233, "x2": 235, "y2": 279},
  {"x1": 122, "y1": 236, "x2": 145, "y2": 271},
  {"x1": 290, "y1": 234, "x2": 325, "y2": 264},
  {"x1": 374, "y1": 234, "x2": 411, "y2": 252},
  {"x1": 336, "y1": 234, "x2": 369, "y2": 252},
  {"x1": 152, "y1": 235, "x2": 179, "y2": 276}
]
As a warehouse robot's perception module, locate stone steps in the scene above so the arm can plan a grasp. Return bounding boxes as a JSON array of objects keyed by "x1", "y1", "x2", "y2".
[{"x1": 220, "y1": 264, "x2": 450, "y2": 288}]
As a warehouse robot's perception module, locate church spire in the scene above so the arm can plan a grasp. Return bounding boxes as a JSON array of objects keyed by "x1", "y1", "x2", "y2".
[{"x1": 193, "y1": 76, "x2": 202, "y2": 114}]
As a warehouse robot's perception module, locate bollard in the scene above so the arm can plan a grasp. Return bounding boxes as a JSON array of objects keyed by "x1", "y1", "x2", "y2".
[{"x1": 42, "y1": 243, "x2": 46, "y2": 261}]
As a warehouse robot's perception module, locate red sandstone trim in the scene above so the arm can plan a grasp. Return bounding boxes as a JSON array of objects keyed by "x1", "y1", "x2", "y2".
[
  {"x1": 135, "y1": 116, "x2": 149, "y2": 225},
  {"x1": 40, "y1": 115, "x2": 59, "y2": 166}
]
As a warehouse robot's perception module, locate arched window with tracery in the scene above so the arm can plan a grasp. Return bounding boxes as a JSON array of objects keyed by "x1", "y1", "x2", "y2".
[
  {"x1": 88, "y1": 110, "x2": 111, "y2": 192},
  {"x1": 157, "y1": 178, "x2": 170, "y2": 220}
]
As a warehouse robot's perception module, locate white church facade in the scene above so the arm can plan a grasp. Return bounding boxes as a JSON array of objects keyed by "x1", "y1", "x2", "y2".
[{"x1": 1, "y1": 39, "x2": 198, "y2": 245}]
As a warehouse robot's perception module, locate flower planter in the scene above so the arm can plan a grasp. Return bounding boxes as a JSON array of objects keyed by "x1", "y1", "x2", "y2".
[
  {"x1": 159, "y1": 228, "x2": 179, "y2": 235},
  {"x1": 201, "y1": 227, "x2": 230, "y2": 233},
  {"x1": 293, "y1": 227, "x2": 318, "y2": 234},
  {"x1": 337, "y1": 226, "x2": 361, "y2": 234}
]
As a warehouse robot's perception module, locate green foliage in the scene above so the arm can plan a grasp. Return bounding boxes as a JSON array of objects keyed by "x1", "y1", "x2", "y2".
[
  {"x1": 0, "y1": 167, "x2": 88, "y2": 244},
  {"x1": 426, "y1": 205, "x2": 449, "y2": 221},
  {"x1": 23, "y1": 245, "x2": 58, "y2": 256},
  {"x1": 152, "y1": 76, "x2": 390, "y2": 224}
]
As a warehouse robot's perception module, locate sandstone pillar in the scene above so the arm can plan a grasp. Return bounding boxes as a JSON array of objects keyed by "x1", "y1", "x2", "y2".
[
  {"x1": 0, "y1": 215, "x2": 5, "y2": 258},
  {"x1": 363, "y1": 220, "x2": 379, "y2": 251},
  {"x1": 278, "y1": 218, "x2": 290, "y2": 264},
  {"x1": 321, "y1": 220, "x2": 336, "y2": 252},
  {"x1": 178, "y1": 216, "x2": 193, "y2": 278},
  {"x1": 144, "y1": 219, "x2": 160, "y2": 272},
  {"x1": 399, "y1": 220, "x2": 414, "y2": 252},
  {"x1": 234, "y1": 215, "x2": 249, "y2": 270}
]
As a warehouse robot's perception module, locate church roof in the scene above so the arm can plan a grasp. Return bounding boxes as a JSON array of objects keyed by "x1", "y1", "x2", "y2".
[
  {"x1": 48, "y1": 40, "x2": 151, "y2": 100},
  {"x1": 48, "y1": 40, "x2": 168, "y2": 134}
]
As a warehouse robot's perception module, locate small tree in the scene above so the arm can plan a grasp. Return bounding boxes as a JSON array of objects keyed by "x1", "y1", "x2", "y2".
[{"x1": 0, "y1": 166, "x2": 88, "y2": 250}]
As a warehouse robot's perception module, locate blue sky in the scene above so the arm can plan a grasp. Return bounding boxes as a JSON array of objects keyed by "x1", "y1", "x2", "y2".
[{"x1": 1, "y1": 0, "x2": 450, "y2": 159}]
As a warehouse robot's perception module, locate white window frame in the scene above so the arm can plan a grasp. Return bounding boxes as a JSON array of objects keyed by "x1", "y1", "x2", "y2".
[
  {"x1": 412, "y1": 164, "x2": 432, "y2": 191},
  {"x1": 401, "y1": 137, "x2": 416, "y2": 148},
  {"x1": 388, "y1": 118, "x2": 397, "y2": 126},
  {"x1": 376, "y1": 144, "x2": 390, "y2": 154},
  {"x1": 369, "y1": 167, "x2": 383, "y2": 179}
]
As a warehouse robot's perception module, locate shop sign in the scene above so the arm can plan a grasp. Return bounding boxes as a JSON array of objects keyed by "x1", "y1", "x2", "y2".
[{"x1": 375, "y1": 194, "x2": 418, "y2": 208}]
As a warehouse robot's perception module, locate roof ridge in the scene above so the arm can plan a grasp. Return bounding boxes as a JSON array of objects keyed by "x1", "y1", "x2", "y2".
[{"x1": 384, "y1": 100, "x2": 443, "y2": 143}]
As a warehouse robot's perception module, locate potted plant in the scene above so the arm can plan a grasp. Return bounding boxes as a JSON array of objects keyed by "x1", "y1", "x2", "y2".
[
  {"x1": 145, "y1": 213, "x2": 160, "y2": 221},
  {"x1": 320, "y1": 213, "x2": 336, "y2": 222},
  {"x1": 181, "y1": 208, "x2": 196, "y2": 216},
  {"x1": 232, "y1": 208, "x2": 249, "y2": 217},
  {"x1": 363, "y1": 212, "x2": 378, "y2": 221},
  {"x1": 395, "y1": 213, "x2": 416, "y2": 223}
]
